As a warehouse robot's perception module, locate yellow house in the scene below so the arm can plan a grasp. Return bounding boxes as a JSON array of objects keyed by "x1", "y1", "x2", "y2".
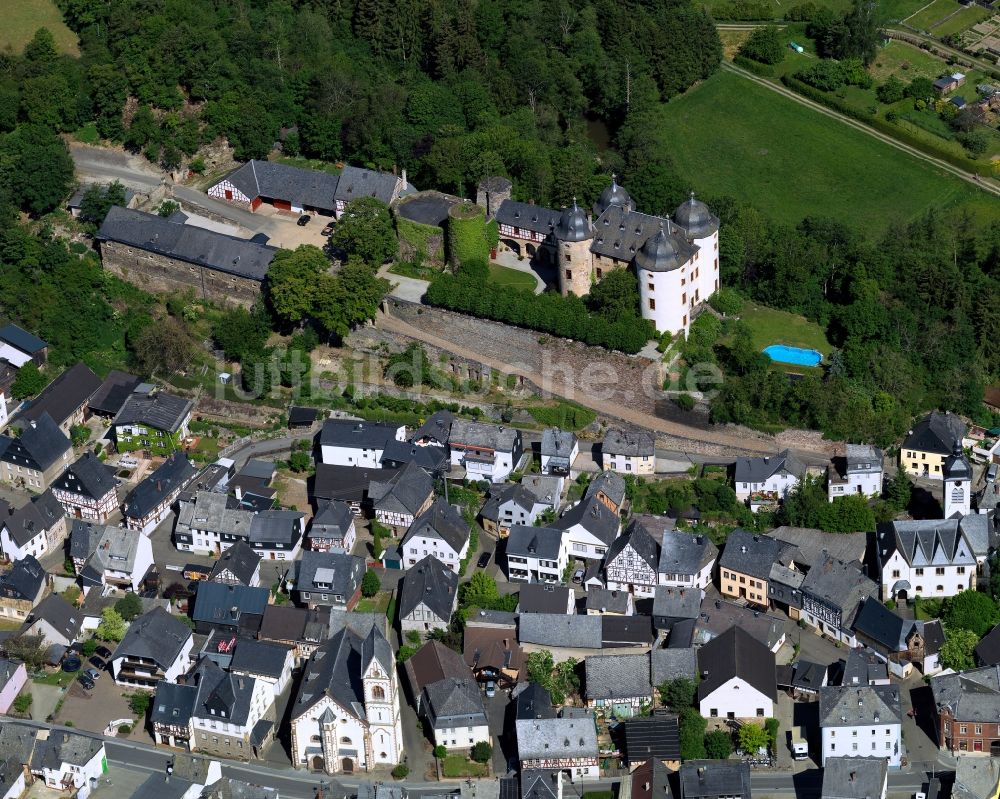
[
  {"x1": 899, "y1": 411, "x2": 966, "y2": 480},
  {"x1": 717, "y1": 529, "x2": 795, "y2": 608}
]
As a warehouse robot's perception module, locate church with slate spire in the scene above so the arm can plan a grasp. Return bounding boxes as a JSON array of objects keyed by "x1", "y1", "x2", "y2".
[{"x1": 484, "y1": 175, "x2": 720, "y2": 338}]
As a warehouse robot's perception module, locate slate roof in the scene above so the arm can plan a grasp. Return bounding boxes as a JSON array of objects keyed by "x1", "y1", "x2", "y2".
[
  {"x1": 294, "y1": 550, "x2": 363, "y2": 600},
  {"x1": 481, "y1": 484, "x2": 539, "y2": 523},
  {"x1": 819, "y1": 684, "x2": 901, "y2": 726},
  {"x1": 16, "y1": 363, "x2": 100, "y2": 429},
  {"x1": 33, "y1": 728, "x2": 103, "y2": 769},
  {"x1": 450, "y1": 420, "x2": 520, "y2": 452},
  {"x1": 0, "y1": 555, "x2": 45, "y2": 601},
  {"x1": 694, "y1": 598, "x2": 786, "y2": 651},
  {"x1": 603, "y1": 429, "x2": 655, "y2": 457},
  {"x1": 405, "y1": 640, "x2": 470, "y2": 695},
  {"x1": 516, "y1": 716, "x2": 598, "y2": 760},
  {"x1": 776, "y1": 660, "x2": 828, "y2": 693},
  {"x1": 402, "y1": 498, "x2": 469, "y2": 554},
  {"x1": 679, "y1": 761, "x2": 751, "y2": 799},
  {"x1": 734, "y1": 449, "x2": 807, "y2": 484},
  {"x1": 380, "y1": 439, "x2": 448, "y2": 471},
  {"x1": 494, "y1": 200, "x2": 562, "y2": 236},
  {"x1": 189, "y1": 657, "x2": 257, "y2": 726},
  {"x1": 220, "y1": 160, "x2": 343, "y2": 210},
  {"x1": 321, "y1": 419, "x2": 402, "y2": 450},
  {"x1": 423, "y1": 677, "x2": 488, "y2": 729},
  {"x1": 853, "y1": 597, "x2": 921, "y2": 652},
  {"x1": 519, "y1": 613, "x2": 602, "y2": 650},
  {"x1": 622, "y1": 714, "x2": 681, "y2": 763},
  {"x1": 465, "y1": 625, "x2": 524, "y2": 678},
  {"x1": 697, "y1": 626, "x2": 776, "y2": 703},
  {"x1": 114, "y1": 390, "x2": 193, "y2": 433},
  {"x1": 69, "y1": 519, "x2": 104, "y2": 561},
  {"x1": 123, "y1": 453, "x2": 197, "y2": 522},
  {"x1": 651, "y1": 648, "x2": 699, "y2": 685},
  {"x1": 840, "y1": 647, "x2": 890, "y2": 686},
  {"x1": 54, "y1": 452, "x2": 117, "y2": 502},
  {"x1": 519, "y1": 584, "x2": 573, "y2": 614},
  {"x1": 821, "y1": 757, "x2": 888, "y2": 799},
  {"x1": 653, "y1": 586, "x2": 701, "y2": 624},
  {"x1": 150, "y1": 679, "x2": 196, "y2": 728},
  {"x1": 771, "y1": 526, "x2": 868, "y2": 565},
  {"x1": 903, "y1": 411, "x2": 966, "y2": 456},
  {"x1": 257, "y1": 604, "x2": 330, "y2": 645},
  {"x1": 591, "y1": 206, "x2": 696, "y2": 269},
  {"x1": 658, "y1": 530, "x2": 717, "y2": 576},
  {"x1": 398, "y1": 555, "x2": 458, "y2": 621},
  {"x1": 520, "y1": 474, "x2": 564, "y2": 507},
  {"x1": 553, "y1": 494, "x2": 620, "y2": 547},
  {"x1": 506, "y1": 525, "x2": 564, "y2": 562},
  {"x1": 516, "y1": 683, "x2": 555, "y2": 720},
  {"x1": 602, "y1": 615, "x2": 654, "y2": 647},
  {"x1": 89, "y1": 370, "x2": 142, "y2": 416},
  {"x1": 2, "y1": 489, "x2": 64, "y2": 547},
  {"x1": 0, "y1": 324, "x2": 46, "y2": 355},
  {"x1": 880, "y1": 516, "x2": 987, "y2": 567},
  {"x1": 976, "y1": 623, "x2": 1000, "y2": 666},
  {"x1": 229, "y1": 639, "x2": 290, "y2": 679},
  {"x1": 248, "y1": 509, "x2": 303, "y2": 547},
  {"x1": 585, "y1": 652, "x2": 652, "y2": 701},
  {"x1": 631, "y1": 757, "x2": 674, "y2": 799},
  {"x1": 0, "y1": 413, "x2": 70, "y2": 472},
  {"x1": 79, "y1": 525, "x2": 146, "y2": 585},
  {"x1": 292, "y1": 625, "x2": 394, "y2": 719},
  {"x1": 113, "y1": 606, "x2": 191, "y2": 668},
  {"x1": 192, "y1": 583, "x2": 270, "y2": 626},
  {"x1": 586, "y1": 471, "x2": 627, "y2": 506},
  {"x1": 98, "y1": 207, "x2": 277, "y2": 280},
  {"x1": 541, "y1": 428, "x2": 576, "y2": 459},
  {"x1": 370, "y1": 461, "x2": 434, "y2": 517},
  {"x1": 521, "y1": 771, "x2": 560, "y2": 799},
  {"x1": 208, "y1": 540, "x2": 262, "y2": 586},
  {"x1": 931, "y1": 666, "x2": 1000, "y2": 723},
  {"x1": 335, "y1": 164, "x2": 402, "y2": 205},
  {"x1": 718, "y1": 530, "x2": 794, "y2": 580},
  {"x1": 313, "y1": 464, "x2": 396, "y2": 504},
  {"x1": 586, "y1": 588, "x2": 632, "y2": 615},
  {"x1": 309, "y1": 500, "x2": 354, "y2": 542},
  {"x1": 954, "y1": 755, "x2": 1000, "y2": 799},
  {"x1": 22, "y1": 594, "x2": 82, "y2": 643},
  {"x1": 801, "y1": 555, "x2": 877, "y2": 618},
  {"x1": 287, "y1": 405, "x2": 319, "y2": 427},
  {"x1": 606, "y1": 518, "x2": 660, "y2": 572}
]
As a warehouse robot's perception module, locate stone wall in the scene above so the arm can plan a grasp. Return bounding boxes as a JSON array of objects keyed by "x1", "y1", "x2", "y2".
[{"x1": 100, "y1": 240, "x2": 261, "y2": 307}]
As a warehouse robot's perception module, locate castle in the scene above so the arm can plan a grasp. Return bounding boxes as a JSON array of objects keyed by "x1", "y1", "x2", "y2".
[{"x1": 479, "y1": 176, "x2": 720, "y2": 338}]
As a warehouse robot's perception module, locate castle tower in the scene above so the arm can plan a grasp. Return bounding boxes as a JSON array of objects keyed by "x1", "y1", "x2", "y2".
[
  {"x1": 476, "y1": 176, "x2": 513, "y2": 221},
  {"x1": 673, "y1": 191, "x2": 720, "y2": 306},
  {"x1": 593, "y1": 174, "x2": 634, "y2": 216},
  {"x1": 554, "y1": 199, "x2": 594, "y2": 297},
  {"x1": 636, "y1": 223, "x2": 688, "y2": 336},
  {"x1": 361, "y1": 627, "x2": 403, "y2": 766},
  {"x1": 943, "y1": 440, "x2": 972, "y2": 518}
]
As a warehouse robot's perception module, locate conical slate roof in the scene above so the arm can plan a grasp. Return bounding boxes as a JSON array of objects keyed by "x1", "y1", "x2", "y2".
[
  {"x1": 674, "y1": 192, "x2": 717, "y2": 238},
  {"x1": 634, "y1": 223, "x2": 682, "y2": 272},
  {"x1": 593, "y1": 175, "x2": 632, "y2": 216},
  {"x1": 554, "y1": 200, "x2": 592, "y2": 242}
]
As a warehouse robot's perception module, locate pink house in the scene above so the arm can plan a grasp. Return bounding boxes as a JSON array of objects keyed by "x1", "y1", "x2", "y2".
[{"x1": 0, "y1": 657, "x2": 27, "y2": 714}]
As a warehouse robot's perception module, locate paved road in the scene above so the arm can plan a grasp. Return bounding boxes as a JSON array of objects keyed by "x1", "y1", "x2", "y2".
[{"x1": 69, "y1": 142, "x2": 164, "y2": 192}]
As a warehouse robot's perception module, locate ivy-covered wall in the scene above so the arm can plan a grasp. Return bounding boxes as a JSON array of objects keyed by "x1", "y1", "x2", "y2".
[
  {"x1": 447, "y1": 203, "x2": 488, "y2": 269},
  {"x1": 396, "y1": 215, "x2": 445, "y2": 265}
]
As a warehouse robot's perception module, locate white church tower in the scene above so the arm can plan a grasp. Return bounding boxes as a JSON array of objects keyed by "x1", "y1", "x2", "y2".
[
  {"x1": 943, "y1": 440, "x2": 972, "y2": 518},
  {"x1": 361, "y1": 627, "x2": 403, "y2": 766}
]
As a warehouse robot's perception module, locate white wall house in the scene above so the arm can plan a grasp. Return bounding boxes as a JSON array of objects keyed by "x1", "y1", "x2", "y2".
[
  {"x1": 658, "y1": 530, "x2": 718, "y2": 591},
  {"x1": 601, "y1": 429, "x2": 655, "y2": 476},
  {"x1": 505, "y1": 526, "x2": 568, "y2": 583},
  {"x1": 697, "y1": 627, "x2": 776, "y2": 720},
  {"x1": 554, "y1": 495, "x2": 621, "y2": 562},
  {"x1": 604, "y1": 521, "x2": 660, "y2": 598},
  {"x1": 0, "y1": 659, "x2": 27, "y2": 714},
  {"x1": 32, "y1": 733, "x2": 106, "y2": 792},
  {"x1": 734, "y1": 450, "x2": 806, "y2": 503},
  {"x1": 190, "y1": 674, "x2": 274, "y2": 749},
  {"x1": 0, "y1": 491, "x2": 66, "y2": 562},
  {"x1": 829, "y1": 445, "x2": 884, "y2": 502},
  {"x1": 448, "y1": 420, "x2": 523, "y2": 484},
  {"x1": 319, "y1": 421, "x2": 405, "y2": 468},
  {"x1": 400, "y1": 499, "x2": 469, "y2": 574},
  {"x1": 819, "y1": 685, "x2": 902, "y2": 768}
]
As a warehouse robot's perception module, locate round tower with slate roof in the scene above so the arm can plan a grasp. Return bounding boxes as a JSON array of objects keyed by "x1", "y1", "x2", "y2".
[
  {"x1": 593, "y1": 174, "x2": 634, "y2": 216},
  {"x1": 943, "y1": 439, "x2": 972, "y2": 518},
  {"x1": 554, "y1": 199, "x2": 594, "y2": 297},
  {"x1": 673, "y1": 191, "x2": 721, "y2": 308},
  {"x1": 636, "y1": 223, "x2": 689, "y2": 336}
]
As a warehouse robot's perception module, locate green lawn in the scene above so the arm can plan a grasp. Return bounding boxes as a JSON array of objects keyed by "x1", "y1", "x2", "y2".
[
  {"x1": 932, "y1": 3, "x2": 992, "y2": 35},
  {"x1": 869, "y1": 40, "x2": 950, "y2": 83},
  {"x1": 700, "y1": 0, "x2": 854, "y2": 18},
  {"x1": 904, "y1": 0, "x2": 961, "y2": 29},
  {"x1": 354, "y1": 592, "x2": 391, "y2": 614},
  {"x1": 390, "y1": 262, "x2": 438, "y2": 281},
  {"x1": 740, "y1": 302, "x2": 832, "y2": 355},
  {"x1": 881, "y1": 0, "x2": 935, "y2": 22},
  {"x1": 34, "y1": 670, "x2": 76, "y2": 688},
  {"x1": 73, "y1": 123, "x2": 100, "y2": 145},
  {"x1": 2, "y1": 0, "x2": 79, "y2": 56},
  {"x1": 655, "y1": 70, "x2": 1000, "y2": 235},
  {"x1": 487, "y1": 264, "x2": 537, "y2": 291},
  {"x1": 442, "y1": 755, "x2": 489, "y2": 778},
  {"x1": 272, "y1": 156, "x2": 341, "y2": 175}
]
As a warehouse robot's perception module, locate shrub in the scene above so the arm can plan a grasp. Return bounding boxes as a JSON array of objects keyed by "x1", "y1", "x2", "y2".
[
  {"x1": 876, "y1": 76, "x2": 906, "y2": 104},
  {"x1": 471, "y1": 741, "x2": 492, "y2": 763},
  {"x1": 391, "y1": 764, "x2": 409, "y2": 779},
  {"x1": 289, "y1": 451, "x2": 312, "y2": 472},
  {"x1": 709, "y1": 287, "x2": 745, "y2": 316},
  {"x1": 739, "y1": 25, "x2": 786, "y2": 64},
  {"x1": 114, "y1": 593, "x2": 143, "y2": 621},
  {"x1": 434, "y1": 745, "x2": 448, "y2": 759},
  {"x1": 81, "y1": 639, "x2": 98, "y2": 657},
  {"x1": 118, "y1": 724, "x2": 132, "y2": 735},
  {"x1": 361, "y1": 570, "x2": 381, "y2": 598},
  {"x1": 12, "y1": 692, "x2": 32, "y2": 715},
  {"x1": 674, "y1": 394, "x2": 696, "y2": 411},
  {"x1": 128, "y1": 692, "x2": 152, "y2": 716}
]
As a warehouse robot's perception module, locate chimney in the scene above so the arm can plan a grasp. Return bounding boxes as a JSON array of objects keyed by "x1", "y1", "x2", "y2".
[
  {"x1": 401, "y1": 168, "x2": 407, "y2": 187},
  {"x1": 29, "y1": 420, "x2": 36, "y2": 429}
]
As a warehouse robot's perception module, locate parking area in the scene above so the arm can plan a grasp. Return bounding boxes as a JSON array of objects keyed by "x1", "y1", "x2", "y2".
[
  {"x1": 251, "y1": 204, "x2": 333, "y2": 250},
  {"x1": 53, "y1": 670, "x2": 139, "y2": 737}
]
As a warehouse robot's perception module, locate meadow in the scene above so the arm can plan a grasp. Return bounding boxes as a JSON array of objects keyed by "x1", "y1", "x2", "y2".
[
  {"x1": 3, "y1": 0, "x2": 79, "y2": 55},
  {"x1": 656, "y1": 70, "x2": 1000, "y2": 234}
]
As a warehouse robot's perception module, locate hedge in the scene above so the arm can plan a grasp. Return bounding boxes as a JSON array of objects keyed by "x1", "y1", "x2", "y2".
[
  {"x1": 447, "y1": 203, "x2": 488, "y2": 268},
  {"x1": 780, "y1": 74, "x2": 994, "y2": 176},
  {"x1": 424, "y1": 274, "x2": 656, "y2": 354},
  {"x1": 732, "y1": 56, "x2": 774, "y2": 78}
]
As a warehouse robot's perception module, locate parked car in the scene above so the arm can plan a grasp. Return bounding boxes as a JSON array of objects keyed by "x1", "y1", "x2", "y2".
[
  {"x1": 477, "y1": 551, "x2": 492, "y2": 569},
  {"x1": 321, "y1": 223, "x2": 335, "y2": 236},
  {"x1": 485, "y1": 681, "x2": 496, "y2": 698},
  {"x1": 84, "y1": 668, "x2": 101, "y2": 681},
  {"x1": 989, "y1": 463, "x2": 998, "y2": 482},
  {"x1": 297, "y1": 215, "x2": 312, "y2": 226},
  {"x1": 572, "y1": 568, "x2": 585, "y2": 584},
  {"x1": 88, "y1": 656, "x2": 105, "y2": 670},
  {"x1": 78, "y1": 675, "x2": 94, "y2": 690},
  {"x1": 95, "y1": 646, "x2": 113, "y2": 660}
]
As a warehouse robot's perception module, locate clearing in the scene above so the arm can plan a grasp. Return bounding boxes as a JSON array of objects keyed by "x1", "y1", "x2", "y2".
[
  {"x1": 739, "y1": 303, "x2": 832, "y2": 355},
  {"x1": 3, "y1": 0, "x2": 79, "y2": 56},
  {"x1": 655, "y1": 70, "x2": 1000, "y2": 234}
]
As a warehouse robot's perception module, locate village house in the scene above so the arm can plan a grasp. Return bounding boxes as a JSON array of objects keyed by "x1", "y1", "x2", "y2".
[
  {"x1": 400, "y1": 498, "x2": 470, "y2": 573},
  {"x1": 585, "y1": 652, "x2": 653, "y2": 717},
  {"x1": 480, "y1": 483, "x2": 553, "y2": 538},
  {"x1": 257, "y1": 605, "x2": 331, "y2": 665},
  {"x1": 370, "y1": 461, "x2": 434, "y2": 533},
  {"x1": 0, "y1": 413, "x2": 72, "y2": 491},
  {"x1": 398, "y1": 555, "x2": 458, "y2": 635},
  {"x1": 519, "y1": 583, "x2": 576, "y2": 615},
  {"x1": 293, "y1": 550, "x2": 364, "y2": 610},
  {"x1": 828, "y1": 445, "x2": 884, "y2": 501},
  {"x1": 229, "y1": 638, "x2": 295, "y2": 697},
  {"x1": 110, "y1": 606, "x2": 194, "y2": 690},
  {"x1": 899, "y1": 411, "x2": 967, "y2": 480},
  {"x1": 13, "y1": 362, "x2": 100, "y2": 437},
  {"x1": 174, "y1": 491, "x2": 304, "y2": 560},
  {"x1": 0, "y1": 489, "x2": 66, "y2": 561},
  {"x1": 70, "y1": 521, "x2": 154, "y2": 595},
  {"x1": 602, "y1": 429, "x2": 655, "y2": 475},
  {"x1": 192, "y1": 582, "x2": 270, "y2": 637},
  {"x1": 306, "y1": 500, "x2": 357, "y2": 552},
  {"x1": 122, "y1": 452, "x2": 198, "y2": 533},
  {"x1": 622, "y1": 716, "x2": 681, "y2": 769},
  {"x1": 819, "y1": 684, "x2": 902, "y2": 766},
  {"x1": 931, "y1": 665, "x2": 1000, "y2": 755},
  {"x1": 228, "y1": 458, "x2": 278, "y2": 510},
  {"x1": 516, "y1": 716, "x2": 600, "y2": 781},
  {"x1": 87, "y1": 369, "x2": 141, "y2": 419},
  {"x1": 51, "y1": 452, "x2": 118, "y2": 523},
  {"x1": 553, "y1": 488, "x2": 622, "y2": 561},
  {"x1": 404, "y1": 640, "x2": 469, "y2": 714},
  {"x1": 934, "y1": 72, "x2": 966, "y2": 93},
  {"x1": 518, "y1": 614, "x2": 603, "y2": 662},
  {"x1": 839, "y1": 647, "x2": 891, "y2": 687},
  {"x1": 448, "y1": 420, "x2": 524, "y2": 483},
  {"x1": 659, "y1": 528, "x2": 718, "y2": 590},
  {"x1": 30, "y1": 729, "x2": 107, "y2": 793},
  {"x1": 312, "y1": 464, "x2": 393, "y2": 514},
  {"x1": 0, "y1": 324, "x2": 47, "y2": 368},
  {"x1": 541, "y1": 429, "x2": 578, "y2": 476},
  {"x1": 97, "y1": 207, "x2": 278, "y2": 308},
  {"x1": 380, "y1": 438, "x2": 450, "y2": 472},
  {"x1": 877, "y1": 515, "x2": 990, "y2": 600},
  {"x1": 465, "y1": 619, "x2": 525, "y2": 688},
  {"x1": 320, "y1": 420, "x2": 406, "y2": 468},
  {"x1": 821, "y1": 757, "x2": 888, "y2": 799},
  {"x1": 776, "y1": 659, "x2": 829, "y2": 698},
  {"x1": 853, "y1": 597, "x2": 944, "y2": 675},
  {"x1": 506, "y1": 525, "x2": 568, "y2": 583},
  {"x1": 651, "y1": 586, "x2": 700, "y2": 639},
  {"x1": 289, "y1": 625, "x2": 403, "y2": 774},
  {"x1": 0, "y1": 658, "x2": 27, "y2": 715},
  {"x1": 733, "y1": 450, "x2": 806, "y2": 508},
  {"x1": 208, "y1": 540, "x2": 262, "y2": 587},
  {"x1": 691, "y1": 597, "x2": 787, "y2": 653},
  {"x1": 718, "y1": 529, "x2": 796, "y2": 608},
  {"x1": 112, "y1": 388, "x2": 193, "y2": 456},
  {"x1": 954, "y1": 759, "x2": 1000, "y2": 799},
  {"x1": 19, "y1": 594, "x2": 82, "y2": 649},
  {"x1": 0, "y1": 556, "x2": 46, "y2": 622},
  {"x1": 679, "y1": 761, "x2": 751, "y2": 799},
  {"x1": 796, "y1": 555, "x2": 878, "y2": 646},
  {"x1": 605, "y1": 517, "x2": 661, "y2": 598},
  {"x1": 697, "y1": 626, "x2": 776, "y2": 720},
  {"x1": 585, "y1": 587, "x2": 635, "y2": 616},
  {"x1": 422, "y1": 677, "x2": 490, "y2": 751}
]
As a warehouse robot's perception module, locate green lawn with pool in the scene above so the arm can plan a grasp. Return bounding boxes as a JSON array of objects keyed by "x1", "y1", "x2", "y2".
[
  {"x1": 739, "y1": 303, "x2": 832, "y2": 355},
  {"x1": 654, "y1": 70, "x2": 1000, "y2": 235},
  {"x1": 487, "y1": 264, "x2": 537, "y2": 291}
]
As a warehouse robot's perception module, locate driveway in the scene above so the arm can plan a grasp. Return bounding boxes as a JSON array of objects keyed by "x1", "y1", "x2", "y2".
[
  {"x1": 29, "y1": 683, "x2": 65, "y2": 723},
  {"x1": 54, "y1": 670, "x2": 138, "y2": 736},
  {"x1": 379, "y1": 266, "x2": 429, "y2": 303},
  {"x1": 483, "y1": 690, "x2": 514, "y2": 775},
  {"x1": 69, "y1": 143, "x2": 163, "y2": 193}
]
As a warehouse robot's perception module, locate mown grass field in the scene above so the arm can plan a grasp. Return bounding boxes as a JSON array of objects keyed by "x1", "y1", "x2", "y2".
[
  {"x1": 739, "y1": 303, "x2": 832, "y2": 354},
  {"x1": 904, "y1": 0, "x2": 962, "y2": 30},
  {"x1": 3, "y1": 0, "x2": 79, "y2": 56},
  {"x1": 932, "y1": 3, "x2": 992, "y2": 35},
  {"x1": 656, "y1": 70, "x2": 1000, "y2": 234},
  {"x1": 487, "y1": 263, "x2": 537, "y2": 291}
]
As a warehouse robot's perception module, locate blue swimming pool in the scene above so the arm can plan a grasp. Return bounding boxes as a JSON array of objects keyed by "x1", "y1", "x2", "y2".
[{"x1": 763, "y1": 344, "x2": 823, "y2": 367}]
